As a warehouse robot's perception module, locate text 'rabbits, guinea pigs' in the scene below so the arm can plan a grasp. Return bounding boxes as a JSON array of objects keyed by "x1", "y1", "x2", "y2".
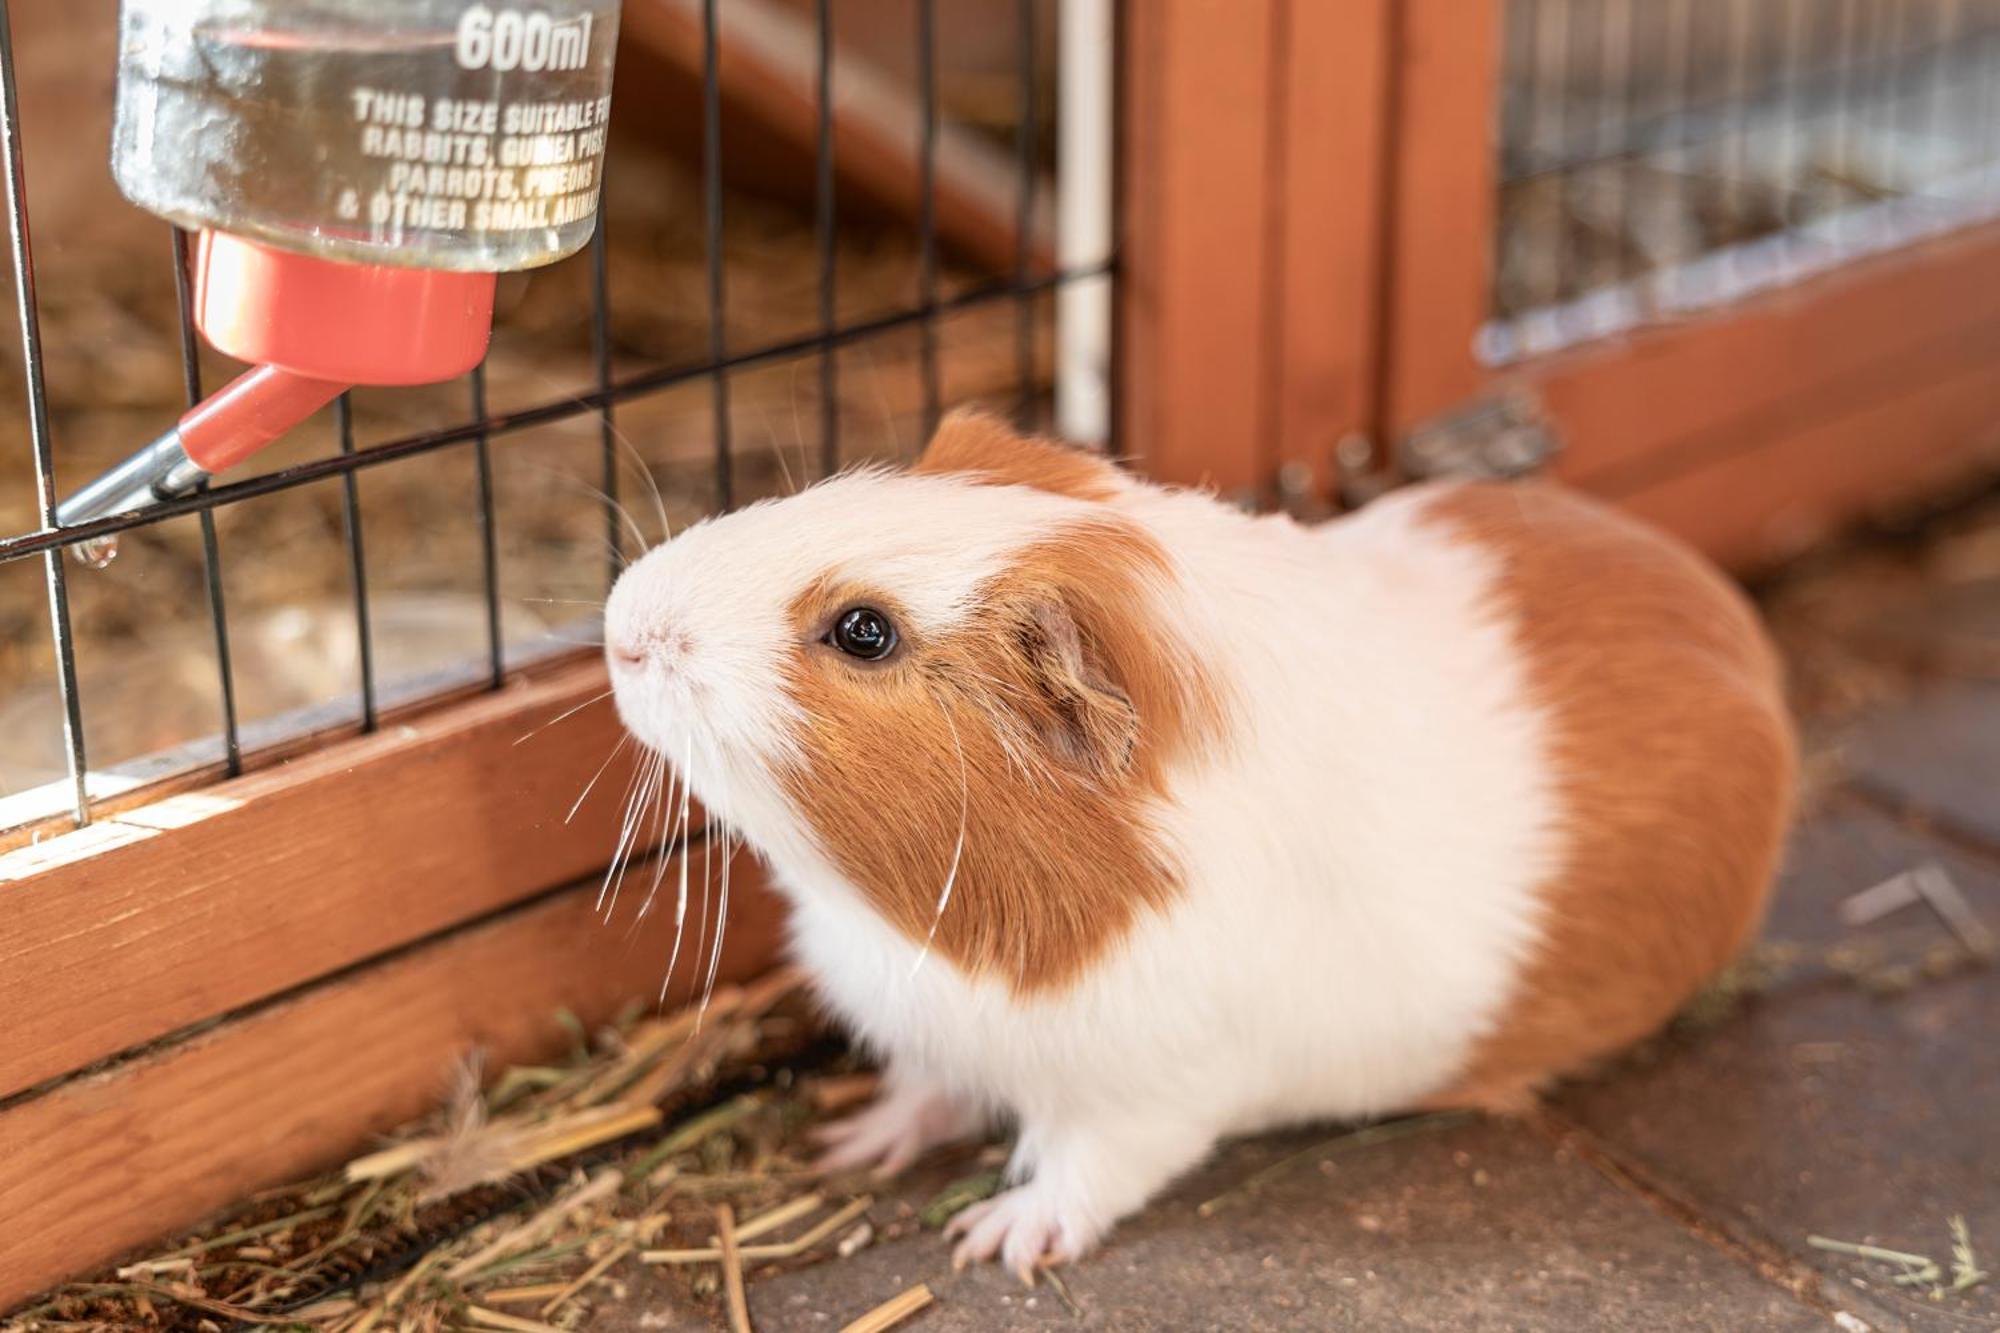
[{"x1": 602, "y1": 409, "x2": 1797, "y2": 1280}]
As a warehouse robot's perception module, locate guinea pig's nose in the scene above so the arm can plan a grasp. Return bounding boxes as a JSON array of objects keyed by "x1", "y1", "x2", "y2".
[{"x1": 608, "y1": 637, "x2": 648, "y2": 671}]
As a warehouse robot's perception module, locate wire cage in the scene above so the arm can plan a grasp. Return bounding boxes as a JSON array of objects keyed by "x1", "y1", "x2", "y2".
[
  {"x1": 0, "y1": 0, "x2": 1116, "y2": 839},
  {"x1": 1487, "y1": 0, "x2": 2000, "y2": 363}
]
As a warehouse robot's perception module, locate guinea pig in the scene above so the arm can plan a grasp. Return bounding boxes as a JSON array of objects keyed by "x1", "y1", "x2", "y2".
[{"x1": 602, "y1": 408, "x2": 1796, "y2": 1280}]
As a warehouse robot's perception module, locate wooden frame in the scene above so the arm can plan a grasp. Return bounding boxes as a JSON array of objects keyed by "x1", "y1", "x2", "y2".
[
  {"x1": 0, "y1": 659, "x2": 782, "y2": 1307},
  {"x1": 1123, "y1": 0, "x2": 2000, "y2": 567}
]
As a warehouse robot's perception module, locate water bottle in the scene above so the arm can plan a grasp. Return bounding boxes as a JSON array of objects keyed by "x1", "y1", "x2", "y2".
[
  {"x1": 61, "y1": 1, "x2": 623, "y2": 551},
  {"x1": 111, "y1": 0, "x2": 622, "y2": 270}
]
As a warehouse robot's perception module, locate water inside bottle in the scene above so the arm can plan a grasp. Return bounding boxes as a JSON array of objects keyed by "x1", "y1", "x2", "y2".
[{"x1": 113, "y1": 3, "x2": 618, "y2": 272}]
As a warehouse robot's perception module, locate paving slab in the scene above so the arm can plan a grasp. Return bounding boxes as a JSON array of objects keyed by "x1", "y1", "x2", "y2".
[
  {"x1": 584, "y1": 1116, "x2": 1822, "y2": 1331},
  {"x1": 1833, "y1": 681, "x2": 2000, "y2": 848},
  {"x1": 1561, "y1": 804, "x2": 2000, "y2": 1333}
]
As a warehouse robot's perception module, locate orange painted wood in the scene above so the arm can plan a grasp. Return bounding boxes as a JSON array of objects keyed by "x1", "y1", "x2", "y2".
[
  {"x1": 1119, "y1": 0, "x2": 1281, "y2": 494},
  {"x1": 0, "y1": 857, "x2": 783, "y2": 1312},
  {"x1": 1612, "y1": 324, "x2": 2000, "y2": 570},
  {"x1": 1527, "y1": 224, "x2": 2000, "y2": 492},
  {"x1": 1268, "y1": 0, "x2": 1393, "y2": 497},
  {"x1": 1377, "y1": 0, "x2": 1501, "y2": 436},
  {"x1": 0, "y1": 658, "x2": 677, "y2": 1099}
]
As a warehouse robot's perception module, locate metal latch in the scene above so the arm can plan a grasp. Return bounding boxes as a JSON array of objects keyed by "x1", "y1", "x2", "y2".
[{"x1": 1397, "y1": 391, "x2": 1560, "y2": 481}]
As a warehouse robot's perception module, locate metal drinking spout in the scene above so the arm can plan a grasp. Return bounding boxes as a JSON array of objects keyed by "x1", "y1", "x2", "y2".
[
  {"x1": 53, "y1": 230, "x2": 497, "y2": 532},
  {"x1": 55, "y1": 364, "x2": 346, "y2": 528}
]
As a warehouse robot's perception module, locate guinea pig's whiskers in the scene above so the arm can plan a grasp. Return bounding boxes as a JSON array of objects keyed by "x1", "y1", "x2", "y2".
[
  {"x1": 515, "y1": 459, "x2": 652, "y2": 555},
  {"x1": 591, "y1": 759, "x2": 645, "y2": 914},
  {"x1": 690, "y1": 798, "x2": 717, "y2": 1028},
  {"x1": 753, "y1": 400, "x2": 799, "y2": 499},
  {"x1": 515, "y1": 688, "x2": 617, "y2": 748},
  {"x1": 634, "y1": 753, "x2": 678, "y2": 921},
  {"x1": 565, "y1": 733, "x2": 631, "y2": 824},
  {"x1": 909, "y1": 702, "x2": 971, "y2": 981},
  {"x1": 606, "y1": 422, "x2": 673, "y2": 547},
  {"x1": 597, "y1": 747, "x2": 663, "y2": 917},
  {"x1": 783, "y1": 357, "x2": 816, "y2": 488},
  {"x1": 698, "y1": 819, "x2": 735, "y2": 1024},
  {"x1": 855, "y1": 342, "x2": 907, "y2": 459},
  {"x1": 504, "y1": 366, "x2": 670, "y2": 545},
  {"x1": 603, "y1": 750, "x2": 664, "y2": 920},
  {"x1": 658, "y1": 733, "x2": 696, "y2": 1005}
]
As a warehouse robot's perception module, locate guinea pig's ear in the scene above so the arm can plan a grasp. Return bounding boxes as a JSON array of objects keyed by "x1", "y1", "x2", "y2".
[
  {"x1": 915, "y1": 408, "x2": 1121, "y2": 502},
  {"x1": 1008, "y1": 594, "x2": 1141, "y2": 779}
]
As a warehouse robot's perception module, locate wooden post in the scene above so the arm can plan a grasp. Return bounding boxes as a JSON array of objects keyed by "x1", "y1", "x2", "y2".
[
  {"x1": 1119, "y1": 0, "x2": 1392, "y2": 501},
  {"x1": 1376, "y1": 0, "x2": 1503, "y2": 438}
]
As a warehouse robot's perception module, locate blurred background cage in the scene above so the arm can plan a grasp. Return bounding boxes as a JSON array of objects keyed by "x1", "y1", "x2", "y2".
[
  {"x1": 4, "y1": 0, "x2": 2000, "y2": 1310},
  {"x1": 1489, "y1": 0, "x2": 2000, "y2": 361}
]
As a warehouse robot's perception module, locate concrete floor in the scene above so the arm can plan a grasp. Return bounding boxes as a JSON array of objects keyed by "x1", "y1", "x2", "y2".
[{"x1": 587, "y1": 509, "x2": 2000, "y2": 1333}]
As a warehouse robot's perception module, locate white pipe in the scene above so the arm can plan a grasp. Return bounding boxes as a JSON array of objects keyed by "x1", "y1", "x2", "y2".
[{"x1": 1056, "y1": 0, "x2": 1113, "y2": 444}]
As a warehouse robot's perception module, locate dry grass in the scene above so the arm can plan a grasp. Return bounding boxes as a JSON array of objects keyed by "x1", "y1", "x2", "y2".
[
  {"x1": 1809, "y1": 1215, "x2": 1990, "y2": 1302},
  {"x1": 836, "y1": 1282, "x2": 933, "y2": 1333},
  {"x1": 1, "y1": 967, "x2": 933, "y2": 1332}
]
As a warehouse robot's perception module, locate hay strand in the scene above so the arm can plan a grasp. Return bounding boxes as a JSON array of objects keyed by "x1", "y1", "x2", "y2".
[
  {"x1": 837, "y1": 1283, "x2": 934, "y2": 1333},
  {"x1": 715, "y1": 1204, "x2": 753, "y2": 1333}
]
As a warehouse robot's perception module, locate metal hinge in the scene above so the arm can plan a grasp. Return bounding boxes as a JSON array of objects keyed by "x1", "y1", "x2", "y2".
[{"x1": 1397, "y1": 391, "x2": 1561, "y2": 482}]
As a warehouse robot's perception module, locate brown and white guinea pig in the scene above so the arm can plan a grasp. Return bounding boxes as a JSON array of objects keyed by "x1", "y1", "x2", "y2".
[{"x1": 602, "y1": 409, "x2": 1796, "y2": 1279}]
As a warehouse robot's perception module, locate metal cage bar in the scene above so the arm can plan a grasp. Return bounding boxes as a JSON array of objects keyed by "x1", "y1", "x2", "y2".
[
  {"x1": 0, "y1": 0, "x2": 88, "y2": 824},
  {"x1": 170, "y1": 226, "x2": 243, "y2": 777},
  {"x1": 702, "y1": 0, "x2": 732, "y2": 512},
  {"x1": 917, "y1": 0, "x2": 942, "y2": 442},
  {"x1": 0, "y1": 5, "x2": 1113, "y2": 829},
  {"x1": 333, "y1": 393, "x2": 379, "y2": 733},
  {"x1": 815, "y1": 0, "x2": 839, "y2": 479},
  {"x1": 0, "y1": 269, "x2": 1104, "y2": 569},
  {"x1": 590, "y1": 215, "x2": 622, "y2": 586},
  {"x1": 1014, "y1": 0, "x2": 1039, "y2": 426},
  {"x1": 468, "y1": 363, "x2": 504, "y2": 691}
]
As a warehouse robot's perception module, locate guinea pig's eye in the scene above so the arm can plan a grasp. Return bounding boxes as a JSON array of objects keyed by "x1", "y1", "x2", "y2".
[{"x1": 829, "y1": 606, "x2": 898, "y2": 661}]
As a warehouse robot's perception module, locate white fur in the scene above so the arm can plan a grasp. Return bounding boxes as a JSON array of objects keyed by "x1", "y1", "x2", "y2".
[{"x1": 604, "y1": 468, "x2": 1558, "y2": 1276}]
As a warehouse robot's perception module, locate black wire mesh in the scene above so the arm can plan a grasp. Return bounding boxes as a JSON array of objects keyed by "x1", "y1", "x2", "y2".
[
  {"x1": 1489, "y1": 0, "x2": 2000, "y2": 361},
  {"x1": 0, "y1": 1, "x2": 1106, "y2": 831}
]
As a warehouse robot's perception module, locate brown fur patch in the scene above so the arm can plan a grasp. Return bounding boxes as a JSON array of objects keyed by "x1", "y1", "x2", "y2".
[
  {"x1": 913, "y1": 408, "x2": 1123, "y2": 502},
  {"x1": 779, "y1": 516, "x2": 1223, "y2": 993},
  {"x1": 1421, "y1": 483, "x2": 1798, "y2": 1111}
]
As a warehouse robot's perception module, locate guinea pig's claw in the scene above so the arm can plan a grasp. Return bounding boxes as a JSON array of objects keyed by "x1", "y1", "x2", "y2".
[
  {"x1": 942, "y1": 1188, "x2": 1070, "y2": 1281},
  {"x1": 809, "y1": 1081, "x2": 983, "y2": 1179}
]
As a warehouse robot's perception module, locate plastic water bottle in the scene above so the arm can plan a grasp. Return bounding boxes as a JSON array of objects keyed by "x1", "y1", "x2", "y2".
[
  {"x1": 110, "y1": 0, "x2": 622, "y2": 271},
  {"x1": 60, "y1": 2, "x2": 624, "y2": 546}
]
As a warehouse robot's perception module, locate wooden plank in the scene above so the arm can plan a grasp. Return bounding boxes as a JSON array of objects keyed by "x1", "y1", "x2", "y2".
[
  {"x1": 1530, "y1": 224, "x2": 2000, "y2": 490},
  {"x1": 1612, "y1": 331, "x2": 2000, "y2": 571},
  {"x1": 0, "y1": 856, "x2": 784, "y2": 1312},
  {"x1": 0, "y1": 658, "x2": 681, "y2": 1099},
  {"x1": 1269, "y1": 0, "x2": 1393, "y2": 499},
  {"x1": 1377, "y1": 0, "x2": 1502, "y2": 436},
  {"x1": 1118, "y1": 0, "x2": 1280, "y2": 494}
]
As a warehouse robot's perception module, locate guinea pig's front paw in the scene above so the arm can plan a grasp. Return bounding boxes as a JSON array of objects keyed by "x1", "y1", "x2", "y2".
[
  {"x1": 811, "y1": 1076, "x2": 984, "y2": 1179},
  {"x1": 943, "y1": 1182, "x2": 1100, "y2": 1284}
]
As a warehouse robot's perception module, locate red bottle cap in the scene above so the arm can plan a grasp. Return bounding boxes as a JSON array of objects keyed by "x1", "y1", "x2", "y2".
[{"x1": 192, "y1": 231, "x2": 497, "y2": 386}]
